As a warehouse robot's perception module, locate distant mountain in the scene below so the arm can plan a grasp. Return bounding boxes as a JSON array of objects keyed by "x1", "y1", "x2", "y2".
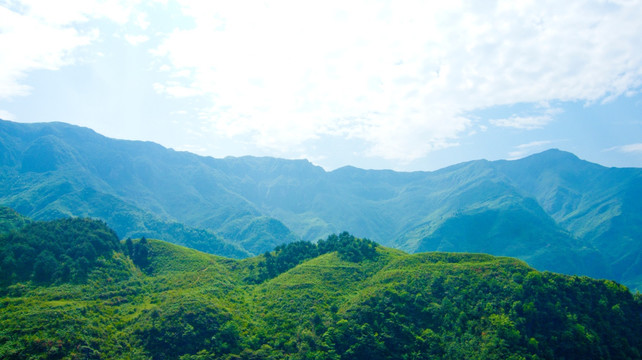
[
  {"x1": 0, "y1": 120, "x2": 291, "y2": 258},
  {"x1": 1, "y1": 219, "x2": 640, "y2": 359},
  {"x1": 1, "y1": 119, "x2": 641, "y2": 290}
]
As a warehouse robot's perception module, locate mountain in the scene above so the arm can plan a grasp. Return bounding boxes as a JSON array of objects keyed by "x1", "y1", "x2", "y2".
[
  {"x1": 1, "y1": 119, "x2": 641, "y2": 290},
  {"x1": 1, "y1": 217, "x2": 640, "y2": 359},
  {"x1": 0, "y1": 120, "x2": 293, "y2": 258}
]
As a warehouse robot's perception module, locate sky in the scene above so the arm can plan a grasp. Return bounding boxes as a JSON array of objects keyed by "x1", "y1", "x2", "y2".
[{"x1": 1, "y1": 0, "x2": 641, "y2": 171}]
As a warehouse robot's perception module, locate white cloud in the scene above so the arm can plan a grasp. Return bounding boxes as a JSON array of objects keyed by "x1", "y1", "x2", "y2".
[
  {"x1": 620, "y1": 144, "x2": 642, "y2": 153},
  {"x1": 149, "y1": 0, "x2": 642, "y2": 162},
  {"x1": 12, "y1": 0, "x2": 135, "y2": 25},
  {"x1": 153, "y1": 82, "x2": 202, "y2": 98},
  {"x1": 0, "y1": 109, "x2": 16, "y2": 120},
  {"x1": 3, "y1": 0, "x2": 642, "y2": 164},
  {"x1": 135, "y1": 12, "x2": 150, "y2": 30},
  {"x1": 516, "y1": 140, "x2": 553, "y2": 150},
  {"x1": 491, "y1": 115, "x2": 553, "y2": 130},
  {"x1": 508, "y1": 140, "x2": 553, "y2": 159},
  {"x1": 124, "y1": 34, "x2": 149, "y2": 45},
  {"x1": 490, "y1": 106, "x2": 562, "y2": 130},
  {"x1": 0, "y1": 6, "x2": 93, "y2": 98},
  {"x1": 605, "y1": 143, "x2": 642, "y2": 153},
  {"x1": 0, "y1": 0, "x2": 141, "y2": 99}
]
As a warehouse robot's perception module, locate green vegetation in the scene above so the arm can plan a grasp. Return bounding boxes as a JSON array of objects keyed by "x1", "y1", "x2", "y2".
[
  {"x1": 245, "y1": 232, "x2": 378, "y2": 283},
  {"x1": 0, "y1": 218, "x2": 121, "y2": 286},
  {"x1": 0, "y1": 207, "x2": 31, "y2": 234},
  {"x1": 1, "y1": 216, "x2": 640, "y2": 359}
]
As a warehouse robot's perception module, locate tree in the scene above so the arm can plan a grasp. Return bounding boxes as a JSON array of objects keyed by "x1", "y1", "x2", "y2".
[
  {"x1": 33, "y1": 250, "x2": 58, "y2": 283},
  {"x1": 124, "y1": 237, "x2": 134, "y2": 257},
  {"x1": 133, "y1": 237, "x2": 150, "y2": 268}
]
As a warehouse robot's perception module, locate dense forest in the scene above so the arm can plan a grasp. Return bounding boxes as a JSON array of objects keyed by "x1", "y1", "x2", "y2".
[
  {"x1": 0, "y1": 214, "x2": 641, "y2": 359},
  {"x1": 0, "y1": 217, "x2": 121, "y2": 285}
]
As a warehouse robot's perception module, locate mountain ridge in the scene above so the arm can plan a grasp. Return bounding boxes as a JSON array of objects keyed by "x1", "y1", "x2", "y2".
[{"x1": 0, "y1": 119, "x2": 640, "y2": 290}]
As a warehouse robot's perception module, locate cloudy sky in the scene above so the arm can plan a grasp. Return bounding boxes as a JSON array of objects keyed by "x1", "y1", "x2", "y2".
[{"x1": 1, "y1": 0, "x2": 641, "y2": 171}]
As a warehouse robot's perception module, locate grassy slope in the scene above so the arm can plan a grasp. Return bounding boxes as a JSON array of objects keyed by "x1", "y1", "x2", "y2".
[{"x1": 1, "y1": 237, "x2": 640, "y2": 360}]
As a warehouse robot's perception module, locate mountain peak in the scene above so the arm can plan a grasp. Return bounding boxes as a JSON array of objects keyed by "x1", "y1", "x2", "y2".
[
  {"x1": 506, "y1": 148, "x2": 598, "y2": 172},
  {"x1": 524, "y1": 148, "x2": 580, "y2": 161}
]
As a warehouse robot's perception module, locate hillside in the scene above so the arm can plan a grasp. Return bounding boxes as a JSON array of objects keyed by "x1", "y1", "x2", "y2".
[
  {"x1": 0, "y1": 207, "x2": 31, "y2": 234},
  {"x1": 1, "y1": 119, "x2": 641, "y2": 290},
  {"x1": 0, "y1": 217, "x2": 640, "y2": 359},
  {"x1": 0, "y1": 120, "x2": 284, "y2": 258}
]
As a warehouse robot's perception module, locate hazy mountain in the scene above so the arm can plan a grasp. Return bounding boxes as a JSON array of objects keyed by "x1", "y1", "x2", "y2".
[
  {"x1": 1, "y1": 218, "x2": 640, "y2": 359},
  {"x1": 1, "y1": 119, "x2": 641, "y2": 290},
  {"x1": 0, "y1": 120, "x2": 291, "y2": 257}
]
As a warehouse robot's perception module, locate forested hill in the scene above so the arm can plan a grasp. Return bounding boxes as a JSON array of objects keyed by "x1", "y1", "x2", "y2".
[
  {"x1": 0, "y1": 217, "x2": 641, "y2": 359},
  {"x1": 0, "y1": 207, "x2": 31, "y2": 234},
  {"x1": 1, "y1": 119, "x2": 641, "y2": 291}
]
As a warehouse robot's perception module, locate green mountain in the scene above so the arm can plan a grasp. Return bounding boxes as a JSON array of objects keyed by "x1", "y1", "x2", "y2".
[
  {"x1": 1, "y1": 217, "x2": 640, "y2": 359},
  {"x1": 0, "y1": 120, "x2": 292, "y2": 258},
  {"x1": 1, "y1": 120, "x2": 641, "y2": 290}
]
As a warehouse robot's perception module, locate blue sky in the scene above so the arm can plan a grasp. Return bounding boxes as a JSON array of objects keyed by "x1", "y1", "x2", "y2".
[{"x1": 1, "y1": 0, "x2": 641, "y2": 171}]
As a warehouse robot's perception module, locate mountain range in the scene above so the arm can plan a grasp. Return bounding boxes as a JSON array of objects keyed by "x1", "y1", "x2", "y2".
[{"x1": 0, "y1": 119, "x2": 640, "y2": 291}]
